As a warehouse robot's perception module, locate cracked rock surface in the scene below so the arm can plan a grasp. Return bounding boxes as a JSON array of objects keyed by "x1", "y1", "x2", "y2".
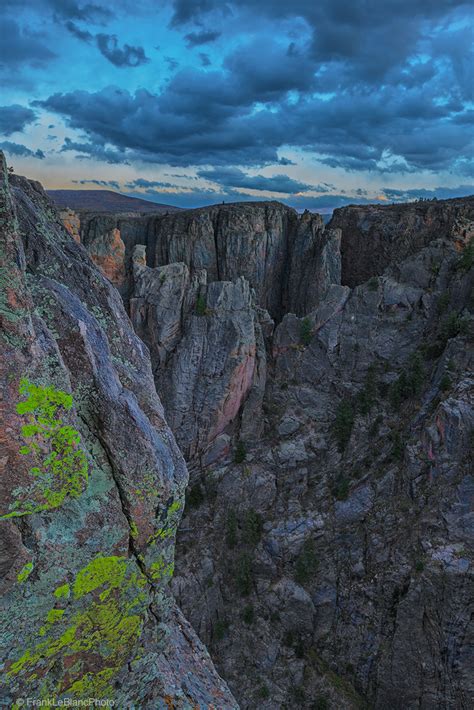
[{"x1": 0, "y1": 154, "x2": 237, "y2": 708}]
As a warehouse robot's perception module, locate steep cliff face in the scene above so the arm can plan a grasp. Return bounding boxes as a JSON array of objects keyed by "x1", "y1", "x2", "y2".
[
  {"x1": 130, "y1": 253, "x2": 266, "y2": 460},
  {"x1": 78, "y1": 202, "x2": 339, "y2": 461},
  {"x1": 55, "y1": 186, "x2": 473, "y2": 709},
  {"x1": 0, "y1": 155, "x2": 237, "y2": 707},
  {"x1": 171, "y1": 205, "x2": 473, "y2": 709},
  {"x1": 80, "y1": 213, "x2": 157, "y2": 300},
  {"x1": 330, "y1": 196, "x2": 474, "y2": 287},
  {"x1": 79, "y1": 202, "x2": 337, "y2": 320}
]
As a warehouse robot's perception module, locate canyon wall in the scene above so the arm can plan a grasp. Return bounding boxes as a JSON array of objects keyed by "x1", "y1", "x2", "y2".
[
  {"x1": 48, "y1": 184, "x2": 474, "y2": 708},
  {"x1": 0, "y1": 153, "x2": 237, "y2": 707}
]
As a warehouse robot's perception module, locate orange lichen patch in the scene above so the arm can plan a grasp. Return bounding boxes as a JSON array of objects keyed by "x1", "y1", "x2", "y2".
[
  {"x1": 59, "y1": 210, "x2": 81, "y2": 243},
  {"x1": 91, "y1": 229, "x2": 126, "y2": 287},
  {"x1": 6, "y1": 287, "x2": 25, "y2": 310}
]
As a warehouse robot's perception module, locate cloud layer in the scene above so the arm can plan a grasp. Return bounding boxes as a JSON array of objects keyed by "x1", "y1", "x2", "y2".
[{"x1": 0, "y1": 0, "x2": 472, "y2": 206}]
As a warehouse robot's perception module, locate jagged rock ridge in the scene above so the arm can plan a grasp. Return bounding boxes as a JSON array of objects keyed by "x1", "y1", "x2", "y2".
[
  {"x1": 330, "y1": 196, "x2": 474, "y2": 287},
  {"x1": 0, "y1": 154, "x2": 237, "y2": 707},
  {"x1": 165, "y1": 198, "x2": 473, "y2": 709}
]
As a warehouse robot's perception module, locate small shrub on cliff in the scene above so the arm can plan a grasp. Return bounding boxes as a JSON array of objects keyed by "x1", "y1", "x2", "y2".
[
  {"x1": 225, "y1": 509, "x2": 238, "y2": 548},
  {"x1": 331, "y1": 474, "x2": 349, "y2": 501},
  {"x1": 415, "y1": 559, "x2": 425, "y2": 573},
  {"x1": 242, "y1": 605, "x2": 254, "y2": 624},
  {"x1": 439, "y1": 372, "x2": 451, "y2": 391},
  {"x1": 196, "y1": 293, "x2": 207, "y2": 316},
  {"x1": 213, "y1": 618, "x2": 228, "y2": 641},
  {"x1": 357, "y1": 365, "x2": 377, "y2": 415},
  {"x1": 389, "y1": 352, "x2": 424, "y2": 409},
  {"x1": 186, "y1": 481, "x2": 204, "y2": 508},
  {"x1": 291, "y1": 685, "x2": 306, "y2": 703},
  {"x1": 243, "y1": 508, "x2": 263, "y2": 546},
  {"x1": 389, "y1": 430, "x2": 405, "y2": 462},
  {"x1": 300, "y1": 317, "x2": 312, "y2": 346},
  {"x1": 312, "y1": 696, "x2": 329, "y2": 710},
  {"x1": 294, "y1": 538, "x2": 318, "y2": 585},
  {"x1": 439, "y1": 311, "x2": 469, "y2": 341},
  {"x1": 456, "y1": 239, "x2": 474, "y2": 271},
  {"x1": 235, "y1": 552, "x2": 253, "y2": 596},
  {"x1": 283, "y1": 630, "x2": 305, "y2": 657},
  {"x1": 234, "y1": 439, "x2": 247, "y2": 463},
  {"x1": 437, "y1": 292, "x2": 450, "y2": 314},
  {"x1": 333, "y1": 399, "x2": 354, "y2": 452},
  {"x1": 408, "y1": 351, "x2": 424, "y2": 394}
]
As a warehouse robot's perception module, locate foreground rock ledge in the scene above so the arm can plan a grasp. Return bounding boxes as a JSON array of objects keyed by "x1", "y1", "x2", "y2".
[{"x1": 0, "y1": 152, "x2": 237, "y2": 708}]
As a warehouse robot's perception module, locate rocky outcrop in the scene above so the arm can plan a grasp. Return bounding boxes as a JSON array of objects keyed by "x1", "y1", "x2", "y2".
[
  {"x1": 0, "y1": 154, "x2": 236, "y2": 707},
  {"x1": 80, "y1": 213, "x2": 157, "y2": 300},
  {"x1": 130, "y1": 250, "x2": 267, "y2": 460},
  {"x1": 152, "y1": 202, "x2": 297, "y2": 319},
  {"x1": 171, "y1": 205, "x2": 473, "y2": 708},
  {"x1": 77, "y1": 201, "x2": 338, "y2": 319},
  {"x1": 75, "y1": 203, "x2": 340, "y2": 460},
  {"x1": 330, "y1": 196, "x2": 474, "y2": 287},
  {"x1": 58, "y1": 208, "x2": 81, "y2": 242}
]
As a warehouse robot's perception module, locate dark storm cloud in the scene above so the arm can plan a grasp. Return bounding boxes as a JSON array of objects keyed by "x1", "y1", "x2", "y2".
[
  {"x1": 223, "y1": 38, "x2": 316, "y2": 98},
  {"x1": 64, "y1": 21, "x2": 149, "y2": 69},
  {"x1": 96, "y1": 34, "x2": 149, "y2": 67},
  {"x1": 36, "y1": 69, "x2": 473, "y2": 174},
  {"x1": 60, "y1": 136, "x2": 129, "y2": 164},
  {"x1": 0, "y1": 141, "x2": 45, "y2": 159},
  {"x1": 184, "y1": 30, "x2": 221, "y2": 47},
  {"x1": 170, "y1": 0, "x2": 471, "y2": 80},
  {"x1": 73, "y1": 178, "x2": 120, "y2": 188},
  {"x1": 170, "y1": 0, "x2": 474, "y2": 116},
  {"x1": 47, "y1": 0, "x2": 113, "y2": 22},
  {"x1": 36, "y1": 84, "x2": 283, "y2": 166},
  {"x1": 1, "y1": 0, "x2": 113, "y2": 22},
  {"x1": 197, "y1": 166, "x2": 324, "y2": 194},
  {"x1": 125, "y1": 178, "x2": 182, "y2": 189},
  {"x1": 382, "y1": 185, "x2": 474, "y2": 201},
  {"x1": 169, "y1": 0, "x2": 220, "y2": 27},
  {"x1": 0, "y1": 19, "x2": 56, "y2": 66},
  {"x1": 65, "y1": 20, "x2": 94, "y2": 42},
  {"x1": 0, "y1": 105, "x2": 36, "y2": 135},
  {"x1": 32, "y1": 0, "x2": 473, "y2": 178}
]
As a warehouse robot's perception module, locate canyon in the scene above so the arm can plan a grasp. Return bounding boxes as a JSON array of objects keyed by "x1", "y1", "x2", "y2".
[{"x1": 1, "y1": 156, "x2": 473, "y2": 709}]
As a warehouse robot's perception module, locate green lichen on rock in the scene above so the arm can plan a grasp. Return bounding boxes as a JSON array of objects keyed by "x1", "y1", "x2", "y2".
[
  {"x1": 54, "y1": 583, "x2": 70, "y2": 599},
  {"x1": 73, "y1": 555, "x2": 128, "y2": 599},
  {"x1": 7, "y1": 555, "x2": 149, "y2": 700},
  {"x1": 0, "y1": 379, "x2": 88, "y2": 519},
  {"x1": 150, "y1": 555, "x2": 175, "y2": 581},
  {"x1": 17, "y1": 562, "x2": 34, "y2": 583}
]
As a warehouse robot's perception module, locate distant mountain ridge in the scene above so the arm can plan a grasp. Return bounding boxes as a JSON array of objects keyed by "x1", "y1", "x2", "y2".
[{"x1": 47, "y1": 189, "x2": 182, "y2": 213}]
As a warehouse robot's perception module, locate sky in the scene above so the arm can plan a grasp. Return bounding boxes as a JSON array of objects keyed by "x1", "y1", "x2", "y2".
[{"x1": 0, "y1": 0, "x2": 473, "y2": 212}]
